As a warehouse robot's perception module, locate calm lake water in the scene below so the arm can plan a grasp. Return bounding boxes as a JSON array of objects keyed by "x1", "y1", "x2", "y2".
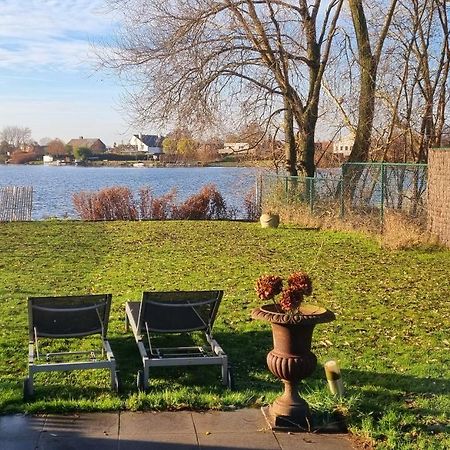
[{"x1": 0, "y1": 165, "x2": 262, "y2": 220}]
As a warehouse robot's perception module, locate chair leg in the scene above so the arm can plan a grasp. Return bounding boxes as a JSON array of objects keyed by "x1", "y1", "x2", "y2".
[
  {"x1": 110, "y1": 362, "x2": 117, "y2": 390},
  {"x1": 143, "y1": 364, "x2": 150, "y2": 391},
  {"x1": 221, "y1": 358, "x2": 228, "y2": 386},
  {"x1": 23, "y1": 368, "x2": 34, "y2": 400}
]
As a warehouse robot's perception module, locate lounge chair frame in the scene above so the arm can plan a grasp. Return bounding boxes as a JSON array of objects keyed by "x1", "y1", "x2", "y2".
[
  {"x1": 24, "y1": 294, "x2": 119, "y2": 399},
  {"x1": 125, "y1": 290, "x2": 231, "y2": 390}
]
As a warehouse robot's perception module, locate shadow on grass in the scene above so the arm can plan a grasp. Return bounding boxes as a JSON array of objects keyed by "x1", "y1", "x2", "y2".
[
  {"x1": 5, "y1": 326, "x2": 448, "y2": 436},
  {"x1": 337, "y1": 368, "x2": 450, "y2": 436},
  {"x1": 342, "y1": 368, "x2": 450, "y2": 395},
  {"x1": 108, "y1": 329, "x2": 277, "y2": 393}
]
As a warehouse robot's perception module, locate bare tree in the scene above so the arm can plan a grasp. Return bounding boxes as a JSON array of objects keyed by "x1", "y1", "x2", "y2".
[
  {"x1": 395, "y1": 0, "x2": 450, "y2": 161},
  {"x1": 47, "y1": 138, "x2": 66, "y2": 156},
  {"x1": 358, "y1": 0, "x2": 450, "y2": 163},
  {"x1": 100, "y1": 0, "x2": 343, "y2": 176},
  {"x1": 39, "y1": 137, "x2": 52, "y2": 146},
  {"x1": 1, "y1": 126, "x2": 32, "y2": 149},
  {"x1": 346, "y1": 0, "x2": 399, "y2": 164}
]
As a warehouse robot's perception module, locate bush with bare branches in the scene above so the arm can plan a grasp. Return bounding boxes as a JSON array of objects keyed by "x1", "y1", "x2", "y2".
[
  {"x1": 172, "y1": 185, "x2": 228, "y2": 220},
  {"x1": 73, "y1": 184, "x2": 232, "y2": 221},
  {"x1": 138, "y1": 187, "x2": 178, "y2": 220},
  {"x1": 73, "y1": 186, "x2": 137, "y2": 220},
  {"x1": 244, "y1": 189, "x2": 260, "y2": 221}
]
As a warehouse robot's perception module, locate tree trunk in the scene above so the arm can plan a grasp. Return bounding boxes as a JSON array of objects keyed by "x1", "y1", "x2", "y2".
[
  {"x1": 284, "y1": 100, "x2": 298, "y2": 176},
  {"x1": 345, "y1": 0, "x2": 383, "y2": 197},
  {"x1": 348, "y1": 0, "x2": 377, "y2": 165},
  {"x1": 298, "y1": 114, "x2": 317, "y2": 178}
]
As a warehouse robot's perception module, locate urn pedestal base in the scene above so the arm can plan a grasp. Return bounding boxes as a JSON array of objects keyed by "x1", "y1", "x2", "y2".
[
  {"x1": 262, "y1": 383, "x2": 313, "y2": 431},
  {"x1": 261, "y1": 405, "x2": 312, "y2": 432}
]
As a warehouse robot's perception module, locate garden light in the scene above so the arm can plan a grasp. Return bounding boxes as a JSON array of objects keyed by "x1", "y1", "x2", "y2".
[{"x1": 324, "y1": 360, "x2": 345, "y2": 397}]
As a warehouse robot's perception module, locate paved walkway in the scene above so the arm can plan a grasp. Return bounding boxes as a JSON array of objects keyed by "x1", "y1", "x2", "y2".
[{"x1": 0, "y1": 409, "x2": 356, "y2": 450}]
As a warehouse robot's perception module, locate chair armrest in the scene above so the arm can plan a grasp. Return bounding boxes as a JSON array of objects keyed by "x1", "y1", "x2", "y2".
[
  {"x1": 209, "y1": 338, "x2": 226, "y2": 356},
  {"x1": 103, "y1": 340, "x2": 115, "y2": 361}
]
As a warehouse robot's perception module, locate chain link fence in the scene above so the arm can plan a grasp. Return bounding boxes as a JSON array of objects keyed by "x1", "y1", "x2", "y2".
[{"x1": 258, "y1": 163, "x2": 428, "y2": 228}]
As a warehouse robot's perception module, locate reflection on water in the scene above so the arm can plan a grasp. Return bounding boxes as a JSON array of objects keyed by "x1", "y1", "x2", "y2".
[{"x1": 0, "y1": 165, "x2": 262, "y2": 220}]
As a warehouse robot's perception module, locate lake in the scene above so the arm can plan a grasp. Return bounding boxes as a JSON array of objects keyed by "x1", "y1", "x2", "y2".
[{"x1": 0, "y1": 165, "x2": 263, "y2": 220}]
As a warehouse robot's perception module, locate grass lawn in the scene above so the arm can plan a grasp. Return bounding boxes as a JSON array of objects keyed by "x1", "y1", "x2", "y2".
[{"x1": 0, "y1": 220, "x2": 449, "y2": 449}]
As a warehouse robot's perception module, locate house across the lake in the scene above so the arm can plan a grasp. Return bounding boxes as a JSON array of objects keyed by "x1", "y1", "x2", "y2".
[
  {"x1": 129, "y1": 134, "x2": 164, "y2": 155},
  {"x1": 218, "y1": 142, "x2": 252, "y2": 156},
  {"x1": 333, "y1": 135, "x2": 354, "y2": 157},
  {"x1": 67, "y1": 137, "x2": 107, "y2": 153}
]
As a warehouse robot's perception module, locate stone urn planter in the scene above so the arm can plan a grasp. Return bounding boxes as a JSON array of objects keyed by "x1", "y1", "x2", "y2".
[
  {"x1": 251, "y1": 303, "x2": 335, "y2": 430},
  {"x1": 260, "y1": 213, "x2": 280, "y2": 228}
]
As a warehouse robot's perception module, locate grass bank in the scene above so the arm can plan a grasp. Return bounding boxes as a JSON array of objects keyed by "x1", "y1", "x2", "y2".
[{"x1": 0, "y1": 220, "x2": 448, "y2": 449}]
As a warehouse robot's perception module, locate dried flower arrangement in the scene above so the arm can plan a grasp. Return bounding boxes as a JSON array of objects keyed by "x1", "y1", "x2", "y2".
[{"x1": 255, "y1": 271, "x2": 313, "y2": 314}]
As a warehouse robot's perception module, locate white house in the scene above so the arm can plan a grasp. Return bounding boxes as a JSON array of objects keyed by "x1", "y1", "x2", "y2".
[
  {"x1": 333, "y1": 136, "x2": 354, "y2": 157},
  {"x1": 129, "y1": 134, "x2": 164, "y2": 154},
  {"x1": 43, "y1": 155, "x2": 54, "y2": 164},
  {"x1": 218, "y1": 142, "x2": 251, "y2": 155}
]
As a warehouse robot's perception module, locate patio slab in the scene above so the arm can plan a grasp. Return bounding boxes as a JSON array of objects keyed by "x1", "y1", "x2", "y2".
[
  {"x1": 192, "y1": 409, "x2": 268, "y2": 433},
  {"x1": 0, "y1": 409, "x2": 358, "y2": 450},
  {"x1": 0, "y1": 414, "x2": 45, "y2": 450}
]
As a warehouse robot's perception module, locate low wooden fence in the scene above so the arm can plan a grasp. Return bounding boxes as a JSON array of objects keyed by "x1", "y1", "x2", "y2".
[{"x1": 0, "y1": 186, "x2": 33, "y2": 221}]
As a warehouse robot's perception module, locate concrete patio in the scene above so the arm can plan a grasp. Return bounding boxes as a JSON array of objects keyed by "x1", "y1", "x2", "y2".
[{"x1": 0, "y1": 408, "x2": 357, "y2": 449}]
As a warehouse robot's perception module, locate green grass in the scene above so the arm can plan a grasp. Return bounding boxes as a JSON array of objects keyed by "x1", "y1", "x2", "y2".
[{"x1": 0, "y1": 220, "x2": 449, "y2": 449}]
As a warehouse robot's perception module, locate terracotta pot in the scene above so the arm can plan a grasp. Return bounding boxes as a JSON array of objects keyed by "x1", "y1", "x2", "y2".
[
  {"x1": 251, "y1": 303, "x2": 335, "y2": 430},
  {"x1": 260, "y1": 213, "x2": 280, "y2": 228}
]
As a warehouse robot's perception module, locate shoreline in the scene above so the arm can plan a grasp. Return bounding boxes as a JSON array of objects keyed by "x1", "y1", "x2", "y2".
[{"x1": 2, "y1": 159, "x2": 274, "y2": 169}]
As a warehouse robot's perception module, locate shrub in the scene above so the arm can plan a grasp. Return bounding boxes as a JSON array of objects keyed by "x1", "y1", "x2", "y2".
[
  {"x1": 243, "y1": 189, "x2": 260, "y2": 221},
  {"x1": 138, "y1": 187, "x2": 177, "y2": 220},
  {"x1": 73, "y1": 184, "x2": 231, "y2": 221},
  {"x1": 173, "y1": 184, "x2": 228, "y2": 220},
  {"x1": 73, "y1": 147, "x2": 92, "y2": 161},
  {"x1": 9, "y1": 151, "x2": 40, "y2": 164},
  {"x1": 73, "y1": 186, "x2": 137, "y2": 220}
]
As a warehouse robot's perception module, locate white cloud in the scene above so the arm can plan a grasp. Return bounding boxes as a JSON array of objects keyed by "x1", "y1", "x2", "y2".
[
  {"x1": 0, "y1": 0, "x2": 116, "y2": 69},
  {"x1": 0, "y1": 1, "x2": 130, "y2": 144}
]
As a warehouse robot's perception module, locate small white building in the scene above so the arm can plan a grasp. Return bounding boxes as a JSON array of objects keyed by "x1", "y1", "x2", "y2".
[
  {"x1": 43, "y1": 155, "x2": 54, "y2": 164},
  {"x1": 333, "y1": 136, "x2": 354, "y2": 157},
  {"x1": 218, "y1": 142, "x2": 251, "y2": 155},
  {"x1": 129, "y1": 134, "x2": 164, "y2": 154}
]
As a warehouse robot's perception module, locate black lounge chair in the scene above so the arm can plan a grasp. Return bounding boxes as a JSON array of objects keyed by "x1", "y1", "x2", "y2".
[
  {"x1": 125, "y1": 290, "x2": 232, "y2": 390},
  {"x1": 24, "y1": 294, "x2": 119, "y2": 399}
]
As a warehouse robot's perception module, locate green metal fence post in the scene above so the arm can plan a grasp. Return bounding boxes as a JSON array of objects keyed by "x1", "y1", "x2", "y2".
[
  {"x1": 285, "y1": 176, "x2": 289, "y2": 202},
  {"x1": 340, "y1": 164, "x2": 346, "y2": 218},
  {"x1": 256, "y1": 175, "x2": 263, "y2": 215},
  {"x1": 380, "y1": 162, "x2": 386, "y2": 226},
  {"x1": 309, "y1": 177, "x2": 315, "y2": 214}
]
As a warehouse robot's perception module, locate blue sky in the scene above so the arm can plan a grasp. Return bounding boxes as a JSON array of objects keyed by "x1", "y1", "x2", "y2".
[{"x1": 0, "y1": 0, "x2": 142, "y2": 146}]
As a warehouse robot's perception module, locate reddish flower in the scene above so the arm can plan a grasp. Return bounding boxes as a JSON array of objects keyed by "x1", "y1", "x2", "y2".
[
  {"x1": 255, "y1": 275, "x2": 283, "y2": 300},
  {"x1": 255, "y1": 271, "x2": 313, "y2": 314},
  {"x1": 279, "y1": 287, "x2": 303, "y2": 312},
  {"x1": 287, "y1": 271, "x2": 312, "y2": 296}
]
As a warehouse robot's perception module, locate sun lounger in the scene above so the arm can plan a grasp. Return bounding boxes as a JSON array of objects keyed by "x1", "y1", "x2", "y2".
[
  {"x1": 125, "y1": 290, "x2": 232, "y2": 390},
  {"x1": 24, "y1": 294, "x2": 119, "y2": 399}
]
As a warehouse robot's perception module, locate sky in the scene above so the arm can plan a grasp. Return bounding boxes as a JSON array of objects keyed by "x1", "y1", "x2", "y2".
[{"x1": 0, "y1": 0, "x2": 143, "y2": 146}]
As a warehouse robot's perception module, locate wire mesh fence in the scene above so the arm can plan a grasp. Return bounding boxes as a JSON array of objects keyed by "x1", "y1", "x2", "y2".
[
  {"x1": 341, "y1": 163, "x2": 427, "y2": 222},
  {"x1": 259, "y1": 163, "x2": 428, "y2": 228}
]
